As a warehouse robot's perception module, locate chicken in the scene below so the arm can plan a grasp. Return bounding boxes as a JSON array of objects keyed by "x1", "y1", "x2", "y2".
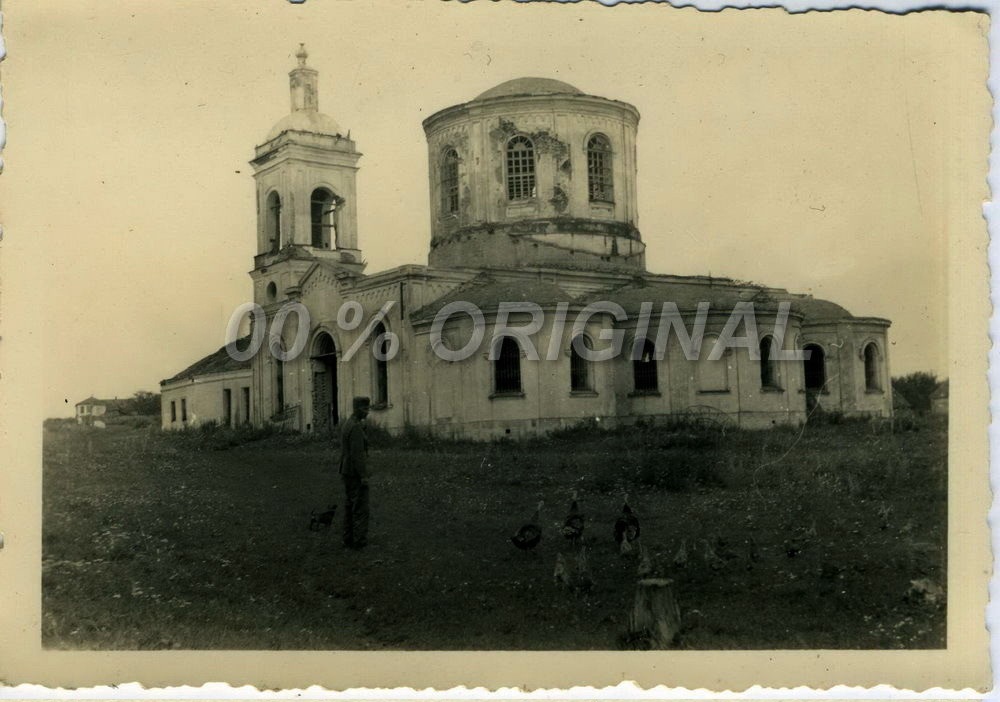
[
  {"x1": 614, "y1": 493, "x2": 641, "y2": 555},
  {"x1": 511, "y1": 500, "x2": 543, "y2": 551}
]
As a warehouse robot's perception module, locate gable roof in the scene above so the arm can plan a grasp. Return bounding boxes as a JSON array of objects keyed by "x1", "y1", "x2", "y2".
[{"x1": 161, "y1": 337, "x2": 253, "y2": 385}]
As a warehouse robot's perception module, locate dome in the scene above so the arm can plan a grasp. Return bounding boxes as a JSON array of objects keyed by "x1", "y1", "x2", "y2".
[
  {"x1": 266, "y1": 110, "x2": 343, "y2": 142},
  {"x1": 792, "y1": 297, "x2": 853, "y2": 321},
  {"x1": 474, "y1": 77, "x2": 582, "y2": 101}
]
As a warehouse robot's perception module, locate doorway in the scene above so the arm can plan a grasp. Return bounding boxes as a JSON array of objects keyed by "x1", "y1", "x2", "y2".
[{"x1": 311, "y1": 332, "x2": 339, "y2": 433}]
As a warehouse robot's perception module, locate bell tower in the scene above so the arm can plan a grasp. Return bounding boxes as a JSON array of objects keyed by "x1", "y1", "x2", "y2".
[{"x1": 250, "y1": 45, "x2": 364, "y2": 281}]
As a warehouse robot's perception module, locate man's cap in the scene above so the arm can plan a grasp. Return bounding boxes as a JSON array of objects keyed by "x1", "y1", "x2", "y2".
[{"x1": 353, "y1": 396, "x2": 372, "y2": 410}]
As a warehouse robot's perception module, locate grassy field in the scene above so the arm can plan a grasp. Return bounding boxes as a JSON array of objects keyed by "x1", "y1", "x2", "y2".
[{"x1": 42, "y1": 415, "x2": 947, "y2": 650}]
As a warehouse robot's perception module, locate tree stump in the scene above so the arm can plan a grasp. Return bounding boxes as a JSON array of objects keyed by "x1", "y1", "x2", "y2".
[{"x1": 624, "y1": 578, "x2": 681, "y2": 649}]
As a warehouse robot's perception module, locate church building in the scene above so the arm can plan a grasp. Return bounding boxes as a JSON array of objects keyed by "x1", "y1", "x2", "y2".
[{"x1": 162, "y1": 46, "x2": 893, "y2": 437}]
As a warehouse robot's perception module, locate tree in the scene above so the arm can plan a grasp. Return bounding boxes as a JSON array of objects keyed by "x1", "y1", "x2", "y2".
[
  {"x1": 892, "y1": 372, "x2": 939, "y2": 414},
  {"x1": 123, "y1": 391, "x2": 160, "y2": 416}
]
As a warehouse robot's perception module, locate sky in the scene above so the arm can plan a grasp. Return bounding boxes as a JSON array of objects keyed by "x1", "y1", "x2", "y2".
[{"x1": 2, "y1": 1, "x2": 988, "y2": 418}]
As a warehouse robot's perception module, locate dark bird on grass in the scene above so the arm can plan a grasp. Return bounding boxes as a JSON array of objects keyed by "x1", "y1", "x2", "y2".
[
  {"x1": 309, "y1": 505, "x2": 337, "y2": 531},
  {"x1": 511, "y1": 500, "x2": 543, "y2": 551},
  {"x1": 562, "y1": 490, "x2": 585, "y2": 542},
  {"x1": 614, "y1": 493, "x2": 641, "y2": 554}
]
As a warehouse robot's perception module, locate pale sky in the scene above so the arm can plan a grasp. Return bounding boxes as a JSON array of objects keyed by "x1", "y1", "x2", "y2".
[{"x1": 3, "y1": 1, "x2": 988, "y2": 418}]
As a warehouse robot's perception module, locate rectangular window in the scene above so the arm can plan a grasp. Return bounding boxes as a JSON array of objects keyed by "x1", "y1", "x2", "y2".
[
  {"x1": 242, "y1": 387, "x2": 251, "y2": 425},
  {"x1": 441, "y1": 150, "x2": 460, "y2": 214},
  {"x1": 632, "y1": 340, "x2": 659, "y2": 392},
  {"x1": 181, "y1": 399, "x2": 187, "y2": 422},
  {"x1": 222, "y1": 389, "x2": 232, "y2": 427},
  {"x1": 494, "y1": 337, "x2": 523, "y2": 394},
  {"x1": 170, "y1": 401, "x2": 177, "y2": 423},
  {"x1": 506, "y1": 137, "x2": 536, "y2": 201},
  {"x1": 587, "y1": 150, "x2": 612, "y2": 201}
]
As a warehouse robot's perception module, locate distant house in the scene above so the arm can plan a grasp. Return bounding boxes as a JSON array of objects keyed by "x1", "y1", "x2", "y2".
[
  {"x1": 159, "y1": 339, "x2": 253, "y2": 430},
  {"x1": 75, "y1": 396, "x2": 128, "y2": 426},
  {"x1": 931, "y1": 380, "x2": 949, "y2": 415}
]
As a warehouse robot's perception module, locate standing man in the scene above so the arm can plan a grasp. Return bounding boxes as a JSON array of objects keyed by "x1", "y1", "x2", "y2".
[{"x1": 339, "y1": 396, "x2": 371, "y2": 549}]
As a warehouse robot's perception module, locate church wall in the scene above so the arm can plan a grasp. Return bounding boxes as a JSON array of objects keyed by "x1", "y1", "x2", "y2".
[
  {"x1": 425, "y1": 103, "x2": 639, "y2": 231},
  {"x1": 799, "y1": 322, "x2": 892, "y2": 419},
  {"x1": 424, "y1": 94, "x2": 642, "y2": 273},
  {"x1": 845, "y1": 325, "x2": 893, "y2": 418},
  {"x1": 160, "y1": 370, "x2": 253, "y2": 431},
  {"x1": 798, "y1": 325, "x2": 848, "y2": 415},
  {"x1": 408, "y1": 310, "x2": 622, "y2": 440}
]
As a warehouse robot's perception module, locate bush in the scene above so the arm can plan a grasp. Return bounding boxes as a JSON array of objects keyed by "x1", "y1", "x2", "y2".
[
  {"x1": 43, "y1": 417, "x2": 77, "y2": 431},
  {"x1": 163, "y1": 421, "x2": 289, "y2": 450}
]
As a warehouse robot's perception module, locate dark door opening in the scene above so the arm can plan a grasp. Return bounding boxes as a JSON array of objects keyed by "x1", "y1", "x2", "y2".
[{"x1": 311, "y1": 333, "x2": 339, "y2": 433}]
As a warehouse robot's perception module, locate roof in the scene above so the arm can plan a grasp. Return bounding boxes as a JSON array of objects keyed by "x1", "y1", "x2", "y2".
[
  {"x1": 474, "y1": 77, "x2": 582, "y2": 101},
  {"x1": 578, "y1": 279, "x2": 782, "y2": 315},
  {"x1": 410, "y1": 274, "x2": 573, "y2": 321},
  {"x1": 791, "y1": 297, "x2": 853, "y2": 321},
  {"x1": 931, "y1": 379, "x2": 949, "y2": 399},
  {"x1": 161, "y1": 337, "x2": 253, "y2": 385},
  {"x1": 75, "y1": 396, "x2": 127, "y2": 408},
  {"x1": 409, "y1": 274, "x2": 858, "y2": 324},
  {"x1": 266, "y1": 110, "x2": 343, "y2": 142}
]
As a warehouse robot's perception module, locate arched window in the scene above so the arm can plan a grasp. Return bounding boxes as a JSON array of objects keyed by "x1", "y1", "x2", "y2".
[
  {"x1": 633, "y1": 339, "x2": 658, "y2": 393},
  {"x1": 494, "y1": 336, "x2": 522, "y2": 394},
  {"x1": 760, "y1": 335, "x2": 780, "y2": 389},
  {"x1": 310, "y1": 188, "x2": 338, "y2": 249},
  {"x1": 570, "y1": 335, "x2": 593, "y2": 392},
  {"x1": 587, "y1": 134, "x2": 613, "y2": 202},
  {"x1": 271, "y1": 336, "x2": 286, "y2": 414},
  {"x1": 864, "y1": 342, "x2": 881, "y2": 391},
  {"x1": 697, "y1": 335, "x2": 729, "y2": 392},
  {"x1": 266, "y1": 191, "x2": 282, "y2": 252},
  {"x1": 372, "y1": 322, "x2": 389, "y2": 406},
  {"x1": 803, "y1": 343, "x2": 826, "y2": 391},
  {"x1": 506, "y1": 136, "x2": 535, "y2": 201},
  {"x1": 441, "y1": 148, "x2": 460, "y2": 215}
]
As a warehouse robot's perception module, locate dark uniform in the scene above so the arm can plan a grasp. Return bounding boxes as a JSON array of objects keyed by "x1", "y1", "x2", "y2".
[{"x1": 339, "y1": 396, "x2": 371, "y2": 548}]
